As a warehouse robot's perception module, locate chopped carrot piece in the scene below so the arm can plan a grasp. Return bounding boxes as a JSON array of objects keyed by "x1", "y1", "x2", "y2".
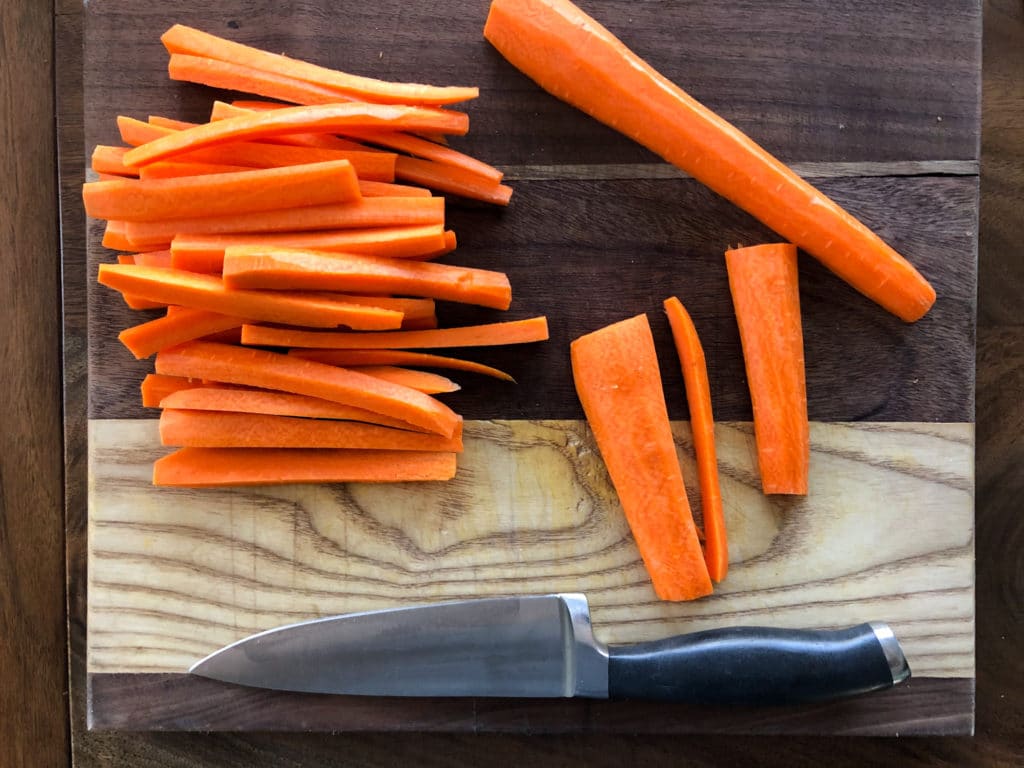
[{"x1": 288, "y1": 348, "x2": 514, "y2": 382}]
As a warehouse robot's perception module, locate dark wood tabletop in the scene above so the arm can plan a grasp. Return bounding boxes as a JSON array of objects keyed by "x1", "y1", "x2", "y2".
[{"x1": 2, "y1": 0, "x2": 1021, "y2": 765}]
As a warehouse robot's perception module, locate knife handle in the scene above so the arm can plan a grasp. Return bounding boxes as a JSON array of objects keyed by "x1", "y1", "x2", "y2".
[{"x1": 607, "y1": 623, "x2": 910, "y2": 705}]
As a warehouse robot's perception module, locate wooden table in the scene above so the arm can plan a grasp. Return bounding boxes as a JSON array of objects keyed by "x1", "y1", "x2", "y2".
[{"x1": 2, "y1": 0, "x2": 1021, "y2": 763}]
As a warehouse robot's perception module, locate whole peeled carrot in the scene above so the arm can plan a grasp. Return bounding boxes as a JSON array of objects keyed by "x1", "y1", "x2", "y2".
[
  {"x1": 725, "y1": 244, "x2": 809, "y2": 495},
  {"x1": 484, "y1": 0, "x2": 936, "y2": 322}
]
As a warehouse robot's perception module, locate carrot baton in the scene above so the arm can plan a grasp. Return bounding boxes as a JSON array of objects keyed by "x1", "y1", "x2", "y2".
[
  {"x1": 725, "y1": 244, "x2": 809, "y2": 495},
  {"x1": 118, "y1": 308, "x2": 245, "y2": 359},
  {"x1": 357, "y1": 180, "x2": 433, "y2": 198},
  {"x1": 484, "y1": 0, "x2": 935, "y2": 322},
  {"x1": 394, "y1": 156, "x2": 512, "y2": 206},
  {"x1": 91, "y1": 146, "x2": 136, "y2": 176},
  {"x1": 663, "y1": 297, "x2": 728, "y2": 582},
  {"x1": 138, "y1": 161, "x2": 254, "y2": 180},
  {"x1": 288, "y1": 349, "x2": 515, "y2": 382}
]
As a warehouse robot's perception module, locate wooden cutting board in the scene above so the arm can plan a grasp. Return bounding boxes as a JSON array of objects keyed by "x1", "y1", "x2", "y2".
[{"x1": 83, "y1": 0, "x2": 979, "y2": 734}]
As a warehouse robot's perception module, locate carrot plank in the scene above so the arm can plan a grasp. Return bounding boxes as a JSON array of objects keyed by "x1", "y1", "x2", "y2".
[
  {"x1": 97, "y1": 264, "x2": 403, "y2": 330},
  {"x1": 242, "y1": 316, "x2": 550, "y2": 349},
  {"x1": 159, "y1": 409, "x2": 463, "y2": 451},
  {"x1": 152, "y1": 446, "x2": 458, "y2": 486},
  {"x1": 118, "y1": 308, "x2": 245, "y2": 359},
  {"x1": 394, "y1": 156, "x2": 512, "y2": 205},
  {"x1": 571, "y1": 313, "x2": 712, "y2": 601},
  {"x1": 154, "y1": 341, "x2": 461, "y2": 437},
  {"x1": 354, "y1": 365, "x2": 459, "y2": 394},
  {"x1": 288, "y1": 349, "x2": 514, "y2": 381},
  {"x1": 725, "y1": 244, "x2": 809, "y2": 495},
  {"x1": 663, "y1": 296, "x2": 728, "y2": 582},
  {"x1": 484, "y1": 0, "x2": 936, "y2": 322},
  {"x1": 221, "y1": 246, "x2": 512, "y2": 310}
]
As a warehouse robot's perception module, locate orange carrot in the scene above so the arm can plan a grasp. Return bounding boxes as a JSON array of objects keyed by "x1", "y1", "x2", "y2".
[
  {"x1": 354, "y1": 365, "x2": 459, "y2": 394},
  {"x1": 394, "y1": 156, "x2": 512, "y2": 205},
  {"x1": 102, "y1": 220, "x2": 135, "y2": 251},
  {"x1": 138, "y1": 160, "x2": 253, "y2": 180},
  {"x1": 141, "y1": 373, "x2": 207, "y2": 407},
  {"x1": 170, "y1": 225, "x2": 448, "y2": 272},
  {"x1": 131, "y1": 250, "x2": 173, "y2": 268},
  {"x1": 358, "y1": 179, "x2": 432, "y2": 198},
  {"x1": 289, "y1": 349, "x2": 515, "y2": 381},
  {"x1": 341, "y1": 130, "x2": 503, "y2": 182},
  {"x1": 161, "y1": 24, "x2": 479, "y2": 106},
  {"x1": 115, "y1": 255, "x2": 167, "y2": 309},
  {"x1": 159, "y1": 409, "x2": 463, "y2": 451},
  {"x1": 153, "y1": 446, "x2": 457, "y2": 486},
  {"x1": 571, "y1": 313, "x2": 712, "y2": 601},
  {"x1": 313, "y1": 295, "x2": 436, "y2": 322},
  {"x1": 725, "y1": 244, "x2": 809, "y2": 495},
  {"x1": 118, "y1": 307, "x2": 244, "y2": 359},
  {"x1": 208, "y1": 102, "x2": 373, "y2": 150},
  {"x1": 158, "y1": 386, "x2": 427, "y2": 430},
  {"x1": 83, "y1": 160, "x2": 361, "y2": 221},
  {"x1": 663, "y1": 297, "x2": 727, "y2": 582},
  {"x1": 91, "y1": 146, "x2": 136, "y2": 176},
  {"x1": 484, "y1": 0, "x2": 936, "y2": 322},
  {"x1": 221, "y1": 246, "x2": 512, "y2": 310},
  {"x1": 123, "y1": 103, "x2": 470, "y2": 167},
  {"x1": 97, "y1": 264, "x2": 403, "y2": 329},
  {"x1": 242, "y1": 316, "x2": 549, "y2": 349},
  {"x1": 148, "y1": 115, "x2": 198, "y2": 131},
  {"x1": 155, "y1": 341, "x2": 461, "y2": 437},
  {"x1": 123, "y1": 196, "x2": 445, "y2": 247}
]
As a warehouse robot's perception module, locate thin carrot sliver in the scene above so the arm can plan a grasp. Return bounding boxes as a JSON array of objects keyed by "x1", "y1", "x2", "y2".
[
  {"x1": 354, "y1": 365, "x2": 459, "y2": 394},
  {"x1": 358, "y1": 179, "x2": 432, "y2": 198},
  {"x1": 288, "y1": 348, "x2": 515, "y2": 382},
  {"x1": 138, "y1": 161, "x2": 253, "y2": 180},
  {"x1": 394, "y1": 156, "x2": 512, "y2": 206},
  {"x1": 118, "y1": 307, "x2": 244, "y2": 359}
]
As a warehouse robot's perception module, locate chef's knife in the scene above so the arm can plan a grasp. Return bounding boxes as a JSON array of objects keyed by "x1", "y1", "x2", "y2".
[{"x1": 190, "y1": 593, "x2": 910, "y2": 705}]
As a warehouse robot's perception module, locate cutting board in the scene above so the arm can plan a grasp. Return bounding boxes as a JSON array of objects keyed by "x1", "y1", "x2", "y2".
[{"x1": 83, "y1": 0, "x2": 979, "y2": 734}]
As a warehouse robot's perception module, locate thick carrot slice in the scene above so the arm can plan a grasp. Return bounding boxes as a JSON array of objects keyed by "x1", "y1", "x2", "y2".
[
  {"x1": 155, "y1": 341, "x2": 461, "y2": 437},
  {"x1": 353, "y1": 365, "x2": 459, "y2": 394},
  {"x1": 153, "y1": 446, "x2": 458, "y2": 486},
  {"x1": 124, "y1": 196, "x2": 445, "y2": 247},
  {"x1": 663, "y1": 297, "x2": 728, "y2": 582},
  {"x1": 138, "y1": 161, "x2": 253, "y2": 180},
  {"x1": 288, "y1": 349, "x2": 514, "y2": 382},
  {"x1": 170, "y1": 225, "x2": 447, "y2": 272},
  {"x1": 394, "y1": 156, "x2": 512, "y2": 206},
  {"x1": 358, "y1": 180, "x2": 432, "y2": 198},
  {"x1": 83, "y1": 160, "x2": 361, "y2": 222},
  {"x1": 484, "y1": 0, "x2": 935, "y2": 322},
  {"x1": 123, "y1": 103, "x2": 470, "y2": 167},
  {"x1": 159, "y1": 409, "x2": 463, "y2": 451},
  {"x1": 159, "y1": 386, "x2": 426, "y2": 430},
  {"x1": 571, "y1": 314, "x2": 712, "y2": 601},
  {"x1": 161, "y1": 24, "x2": 479, "y2": 106},
  {"x1": 92, "y1": 146, "x2": 136, "y2": 176},
  {"x1": 242, "y1": 316, "x2": 549, "y2": 349},
  {"x1": 97, "y1": 264, "x2": 403, "y2": 329},
  {"x1": 221, "y1": 246, "x2": 512, "y2": 310},
  {"x1": 725, "y1": 244, "x2": 809, "y2": 495},
  {"x1": 118, "y1": 307, "x2": 244, "y2": 359}
]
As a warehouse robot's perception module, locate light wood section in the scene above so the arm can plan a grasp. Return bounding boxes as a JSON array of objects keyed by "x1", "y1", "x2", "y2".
[{"x1": 88, "y1": 418, "x2": 973, "y2": 678}]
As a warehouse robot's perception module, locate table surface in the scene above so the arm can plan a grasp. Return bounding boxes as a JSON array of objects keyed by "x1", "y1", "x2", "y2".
[{"x1": 1, "y1": 0, "x2": 1021, "y2": 764}]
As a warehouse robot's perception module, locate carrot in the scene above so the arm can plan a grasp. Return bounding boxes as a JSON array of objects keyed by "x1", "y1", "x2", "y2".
[
  {"x1": 91, "y1": 146, "x2": 136, "y2": 177},
  {"x1": 288, "y1": 349, "x2": 515, "y2": 382},
  {"x1": 152, "y1": 446, "x2": 458, "y2": 486},
  {"x1": 155, "y1": 341, "x2": 461, "y2": 437},
  {"x1": 141, "y1": 373, "x2": 206, "y2": 407},
  {"x1": 83, "y1": 160, "x2": 361, "y2": 222},
  {"x1": 118, "y1": 307, "x2": 245, "y2": 359},
  {"x1": 341, "y1": 130, "x2": 504, "y2": 182},
  {"x1": 158, "y1": 386, "x2": 428, "y2": 430},
  {"x1": 115, "y1": 255, "x2": 167, "y2": 309},
  {"x1": 123, "y1": 196, "x2": 445, "y2": 247},
  {"x1": 484, "y1": 0, "x2": 936, "y2": 322},
  {"x1": 122, "y1": 103, "x2": 470, "y2": 167},
  {"x1": 663, "y1": 297, "x2": 727, "y2": 582},
  {"x1": 148, "y1": 115, "x2": 198, "y2": 131},
  {"x1": 358, "y1": 179, "x2": 433, "y2": 198},
  {"x1": 170, "y1": 225, "x2": 448, "y2": 272},
  {"x1": 97, "y1": 264, "x2": 403, "y2": 329},
  {"x1": 159, "y1": 409, "x2": 463, "y2": 452},
  {"x1": 221, "y1": 246, "x2": 513, "y2": 310},
  {"x1": 138, "y1": 161, "x2": 253, "y2": 180},
  {"x1": 131, "y1": 250, "x2": 173, "y2": 268},
  {"x1": 242, "y1": 316, "x2": 549, "y2": 349},
  {"x1": 161, "y1": 24, "x2": 479, "y2": 106},
  {"x1": 316, "y1": 295, "x2": 436, "y2": 323},
  {"x1": 101, "y1": 220, "x2": 135, "y2": 251},
  {"x1": 394, "y1": 156, "x2": 513, "y2": 206},
  {"x1": 725, "y1": 244, "x2": 809, "y2": 495},
  {"x1": 209, "y1": 102, "x2": 373, "y2": 151},
  {"x1": 353, "y1": 366, "x2": 459, "y2": 394},
  {"x1": 571, "y1": 313, "x2": 711, "y2": 601}
]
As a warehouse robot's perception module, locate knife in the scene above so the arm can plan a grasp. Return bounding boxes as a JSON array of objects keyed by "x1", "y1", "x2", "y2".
[{"x1": 190, "y1": 593, "x2": 910, "y2": 705}]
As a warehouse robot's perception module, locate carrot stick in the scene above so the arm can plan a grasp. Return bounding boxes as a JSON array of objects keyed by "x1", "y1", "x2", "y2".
[
  {"x1": 353, "y1": 365, "x2": 459, "y2": 394},
  {"x1": 153, "y1": 446, "x2": 458, "y2": 486},
  {"x1": 160, "y1": 24, "x2": 479, "y2": 106},
  {"x1": 170, "y1": 225, "x2": 448, "y2": 272},
  {"x1": 158, "y1": 386, "x2": 428, "y2": 430},
  {"x1": 316, "y1": 295, "x2": 436, "y2": 322},
  {"x1": 154, "y1": 341, "x2": 461, "y2": 437},
  {"x1": 725, "y1": 244, "x2": 809, "y2": 495},
  {"x1": 118, "y1": 307, "x2": 245, "y2": 359},
  {"x1": 97, "y1": 264, "x2": 403, "y2": 329},
  {"x1": 148, "y1": 115, "x2": 198, "y2": 131},
  {"x1": 115, "y1": 255, "x2": 167, "y2": 309},
  {"x1": 83, "y1": 160, "x2": 361, "y2": 222},
  {"x1": 288, "y1": 349, "x2": 515, "y2": 382},
  {"x1": 141, "y1": 373, "x2": 206, "y2": 407},
  {"x1": 208, "y1": 102, "x2": 372, "y2": 150},
  {"x1": 101, "y1": 220, "x2": 135, "y2": 251},
  {"x1": 358, "y1": 179, "x2": 432, "y2": 198},
  {"x1": 123, "y1": 103, "x2": 470, "y2": 167},
  {"x1": 91, "y1": 146, "x2": 136, "y2": 176},
  {"x1": 663, "y1": 297, "x2": 727, "y2": 582},
  {"x1": 159, "y1": 409, "x2": 463, "y2": 452},
  {"x1": 131, "y1": 250, "x2": 173, "y2": 268},
  {"x1": 243, "y1": 316, "x2": 549, "y2": 349},
  {"x1": 138, "y1": 161, "x2": 253, "y2": 180},
  {"x1": 484, "y1": 0, "x2": 936, "y2": 322},
  {"x1": 123, "y1": 196, "x2": 445, "y2": 247},
  {"x1": 394, "y1": 156, "x2": 512, "y2": 206},
  {"x1": 341, "y1": 130, "x2": 503, "y2": 182},
  {"x1": 221, "y1": 246, "x2": 512, "y2": 310},
  {"x1": 571, "y1": 313, "x2": 712, "y2": 601}
]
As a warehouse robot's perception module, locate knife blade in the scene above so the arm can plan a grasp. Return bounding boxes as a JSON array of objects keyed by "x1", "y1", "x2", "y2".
[{"x1": 189, "y1": 593, "x2": 911, "y2": 705}]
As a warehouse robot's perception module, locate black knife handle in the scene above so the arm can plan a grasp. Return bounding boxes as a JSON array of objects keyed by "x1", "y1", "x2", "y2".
[{"x1": 607, "y1": 623, "x2": 909, "y2": 705}]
